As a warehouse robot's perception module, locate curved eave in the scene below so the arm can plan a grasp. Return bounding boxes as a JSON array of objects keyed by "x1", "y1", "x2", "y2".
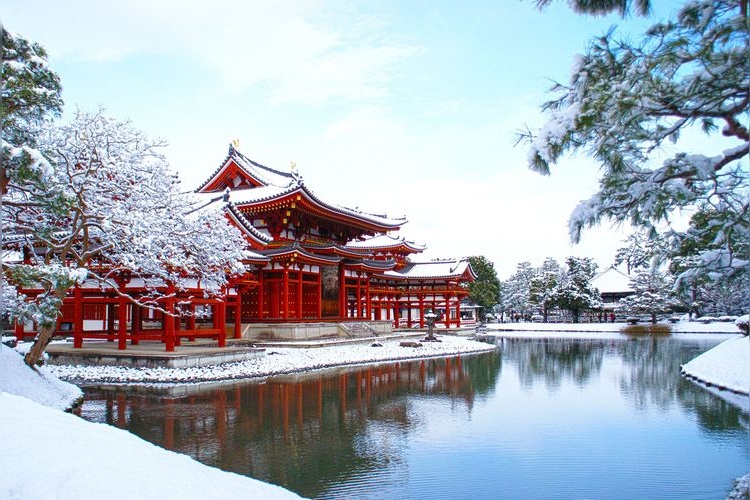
[
  {"x1": 306, "y1": 243, "x2": 369, "y2": 259},
  {"x1": 298, "y1": 184, "x2": 406, "y2": 232},
  {"x1": 345, "y1": 234, "x2": 426, "y2": 255},
  {"x1": 225, "y1": 203, "x2": 273, "y2": 247},
  {"x1": 360, "y1": 242, "x2": 426, "y2": 254},
  {"x1": 345, "y1": 259, "x2": 397, "y2": 272},
  {"x1": 234, "y1": 185, "x2": 405, "y2": 234},
  {"x1": 261, "y1": 243, "x2": 341, "y2": 265},
  {"x1": 377, "y1": 271, "x2": 466, "y2": 281},
  {"x1": 243, "y1": 253, "x2": 272, "y2": 265}
]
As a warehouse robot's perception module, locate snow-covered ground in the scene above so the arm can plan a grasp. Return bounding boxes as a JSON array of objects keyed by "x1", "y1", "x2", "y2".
[
  {"x1": 486, "y1": 319, "x2": 740, "y2": 334},
  {"x1": 46, "y1": 335, "x2": 497, "y2": 384},
  {"x1": 0, "y1": 344, "x2": 303, "y2": 499}
]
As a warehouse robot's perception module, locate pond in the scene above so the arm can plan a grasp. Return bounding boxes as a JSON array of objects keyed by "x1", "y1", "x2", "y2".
[{"x1": 75, "y1": 336, "x2": 749, "y2": 499}]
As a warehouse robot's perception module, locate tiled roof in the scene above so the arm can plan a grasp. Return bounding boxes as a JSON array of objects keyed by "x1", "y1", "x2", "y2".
[
  {"x1": 591, "y1": 266, "x2": 634, "y2": 294},
  {"x1": 346, "y1": 233, "x2": 426, "y2": 252},
  {"x1": 382, "y1": 258, "x2": 476, "y2": 280},
  {"x1": 195, "y1": 144, "x2": 407, "y2": 234},
  {"x1": 195, "y1": 144, "x2": 294, "y2": 192}
]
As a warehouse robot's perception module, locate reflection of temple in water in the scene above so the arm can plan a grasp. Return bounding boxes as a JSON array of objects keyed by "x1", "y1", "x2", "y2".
[{"x1": 76, "y1": 353, "x2": 500, "y2": 497}]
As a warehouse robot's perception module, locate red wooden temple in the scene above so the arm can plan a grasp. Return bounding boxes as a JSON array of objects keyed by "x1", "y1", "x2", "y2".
[{"x1": 10, "y1": 144, "x2": 477, "y2": 350}]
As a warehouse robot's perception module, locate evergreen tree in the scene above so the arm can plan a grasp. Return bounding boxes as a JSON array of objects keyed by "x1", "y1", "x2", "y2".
[
  {"x1": 501, "y1": 261, "x2": 535, "y2": 320},
  {"x1": 619, "y1": 269, "x2": 680, "y2": 323},
  {"x1": 2, "y1": 29, "x2": 64, "y2": 332},
  {"x1": 614, "y1": 229, "x2": 668, "y2": 274},
  {"x1": 534, "y1": 0, "x2": 652, "y2": 16},
  {"x1": 467, "y1": 255, "x2": 501, "y2": 320},
  {"x1": 529, "y1": 257, "x2": 561, "y2": 322},
  {"x1": 522, "y1": 0, "x2": 749, "y2": 288},
  {"x1": 671, "y1": 207, "x2": 750, "y2": 316},
  {"x1": 554, "y1": 257, "x2": 601, "y2": 323}
]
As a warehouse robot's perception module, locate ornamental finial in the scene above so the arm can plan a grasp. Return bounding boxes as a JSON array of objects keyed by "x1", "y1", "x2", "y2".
[{"x1": 232, "y1": 138, "x2": 240, "y2": 148}]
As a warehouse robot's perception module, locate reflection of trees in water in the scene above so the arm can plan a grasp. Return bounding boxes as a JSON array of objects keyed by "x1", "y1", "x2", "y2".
[
  {"x1": 501, "y1": 338, "x2": 604, "y2": 391},
  {"x1": 500, "y1": 336, "x2": 747, "y2": 436},
  {"x1": 618, "y1": 337, "x2": 683, "y2": 411},
  {"x1": 618, "y1": 337, "x2": 748, "y2": 434},
  {"x1": 76, "y1": 352, "x2": 500, "y2": 498}
]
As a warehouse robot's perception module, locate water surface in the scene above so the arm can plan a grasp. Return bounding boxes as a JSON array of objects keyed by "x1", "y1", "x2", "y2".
[{"x1": 76, "y1": 336, "x2": 749, "y2": 499}]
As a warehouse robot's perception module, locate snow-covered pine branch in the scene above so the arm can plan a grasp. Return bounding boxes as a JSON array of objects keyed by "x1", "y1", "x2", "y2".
[{"x1": 521, "y1": 0, "x2": 748, "y2": 285}]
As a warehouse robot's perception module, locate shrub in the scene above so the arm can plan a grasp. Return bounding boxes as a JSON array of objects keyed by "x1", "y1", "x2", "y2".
[{"x1": 621, "y1": 324, "x2": 672, "y2": 336}]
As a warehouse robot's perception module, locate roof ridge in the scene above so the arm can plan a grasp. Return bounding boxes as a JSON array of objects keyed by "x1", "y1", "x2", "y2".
[{"x1": 229, "y1": 144, "x2": 295, "y2": 182}]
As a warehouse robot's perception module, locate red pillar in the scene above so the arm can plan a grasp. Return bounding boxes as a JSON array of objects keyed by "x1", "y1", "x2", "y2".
[
  {"x1": 297, "y1": 270, "x2": 303, "y2": 319},
  {"x1": 14, "y1": 318, "x2": 24, "y2": 341},
  {"x1": 257, "y1": 270, "x2": 265, "y2": 320},
  {"x1": 455, "y1": 297, "x2": 461, "y2": 327},
  {"x1": 282, "y1": 266, "x2": 289, "y2": 320},
  {"x1": 365, "y1": 273, "x2": 372, "y2": 320},
  {"x1": 317, "y1": 272, "x2": 322, "y2": 319},
  {"x1": 393, "y1": 296, "x2": 400, "y2": 327},
  {"x1": 117, "y1": 293, "x2": 128, "y2": 351},
  {"x1": 338, "y1": 266, "x2": 346, "y2": 319},
  {"x1": 217, "y1": 299, "x2": 226, "y2": 347},
  {"x1": 234, "y1": 288, "x2": 243, "y2": 339},
  {"x1": 356, "y1": 274, "x2": 362, "y2": 319},
  {"x1": 164, "y1": 284, "x2": 175, "y2": 352},
  {"x1": 107, "y1": 302, "x2": 116, "y2": 342},
  {"x1": 418, "y1": 296, "x2": 425, "y2": 328},
  {"x1": 444, "y1": 295, "x2": 451, "y2": 328},
  {"x1": 73, "y1": 286, "x2": 83, "y2": 348},
  {"x1": 186, "y1": 305, "x2": 196, "y2": 331},
  {"x1": 131, "y1": 305, "x2": 141, "y2": 345}
]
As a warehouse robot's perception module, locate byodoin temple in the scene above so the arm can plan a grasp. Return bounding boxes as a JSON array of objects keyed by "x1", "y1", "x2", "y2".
[{"x1": 12, "y1": 144, "x2": 478, "y2": 351}]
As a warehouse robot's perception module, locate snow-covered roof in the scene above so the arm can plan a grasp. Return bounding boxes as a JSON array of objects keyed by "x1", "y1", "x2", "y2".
[
  {"x1": 591, "y1": 266, "x2": 633, "y2": 294},
  {"x1": 346, "y1": 234, "x2": 426, "y2": 252},
  {"x1": 383, "y1": 258, "x2": 476, "y2": 280},
  {"x1": 195, "y1": 144, "x2": 295, "y2": 193},
  {"x1": 196, "y1": 145, "x2": 406, "y2": 231}
]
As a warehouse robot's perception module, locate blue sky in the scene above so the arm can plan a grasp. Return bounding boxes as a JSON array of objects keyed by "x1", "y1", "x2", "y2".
[{"x1": 4, "y1": 0, "x2": 684, "y2": 278}]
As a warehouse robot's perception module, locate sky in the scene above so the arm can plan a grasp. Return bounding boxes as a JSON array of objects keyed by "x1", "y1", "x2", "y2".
[{"x1": 3, "y1": 0, "x2": 687, "y2": 279}]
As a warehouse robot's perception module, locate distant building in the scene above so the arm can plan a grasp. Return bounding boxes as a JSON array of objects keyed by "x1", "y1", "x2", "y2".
[{"x1": 591, "y1": 266, "x2": 634, "y2": 311}]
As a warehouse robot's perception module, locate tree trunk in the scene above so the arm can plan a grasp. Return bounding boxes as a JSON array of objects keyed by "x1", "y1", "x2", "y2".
[
  {"x1": 23, "y1": 286, "x2": 69, "y2": 368},
  {"x1": 24, "y1": 323, "x2": 57, "y2": 368},
  {"x1": 572, "y1": 309, "x2": 580, "y2": 323}
]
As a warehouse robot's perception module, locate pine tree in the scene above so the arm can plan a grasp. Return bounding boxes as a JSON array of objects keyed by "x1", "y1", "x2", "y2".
[
  {"x1": 619, "y1": 269, "x2": 680, "y2": 323},
  {"x1": 522, "y1": 0, "x2": 749, "y2": 287},
  {"x1": 534, "y1": 0, "x2": 652, "y2": 17},
  {"x1": 529, "y1": 257, "x2": 561, "y2": 322},
  {"x1": 2, "y1": 29, "x2": 64, "y2": 337},
  {"x1": 554, "y1": 257, "x2": 602, "y2": 323},
  {"x1": 501, "y1": 261, "x2": 535, "y2": 320}
]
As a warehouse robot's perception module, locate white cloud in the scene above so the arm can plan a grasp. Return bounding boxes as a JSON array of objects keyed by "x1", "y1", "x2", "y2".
[{"x1": 5, "y1": 0, "x2": 419, "y2": 105}]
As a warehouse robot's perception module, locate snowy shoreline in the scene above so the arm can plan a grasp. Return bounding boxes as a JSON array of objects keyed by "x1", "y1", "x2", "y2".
[{"x1": 46, "y1": 335, "x2": 498, "y2": 385}]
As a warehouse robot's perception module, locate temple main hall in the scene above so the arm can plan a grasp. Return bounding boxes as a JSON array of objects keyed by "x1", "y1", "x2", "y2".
[{"x1": 14, "y1": 144, "x2": 478, "y2": 350}]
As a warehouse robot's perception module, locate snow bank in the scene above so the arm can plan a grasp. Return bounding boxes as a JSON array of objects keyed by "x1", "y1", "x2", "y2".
[
  {"x1": 681, "y1": 335, "x2": 750, "y2": 395},
  {"x1": 47, "y1": 336, "x2": 497, "y2": 384},
  {"x1": 486, "y1": 320, "x2": 740, "y2": 334},
  {"x1": 0, "y1": 344, "x2": 82, "y2": 410},
  {"x1": 0, "y1": 393, "x2": 302, "y2": 500}
]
